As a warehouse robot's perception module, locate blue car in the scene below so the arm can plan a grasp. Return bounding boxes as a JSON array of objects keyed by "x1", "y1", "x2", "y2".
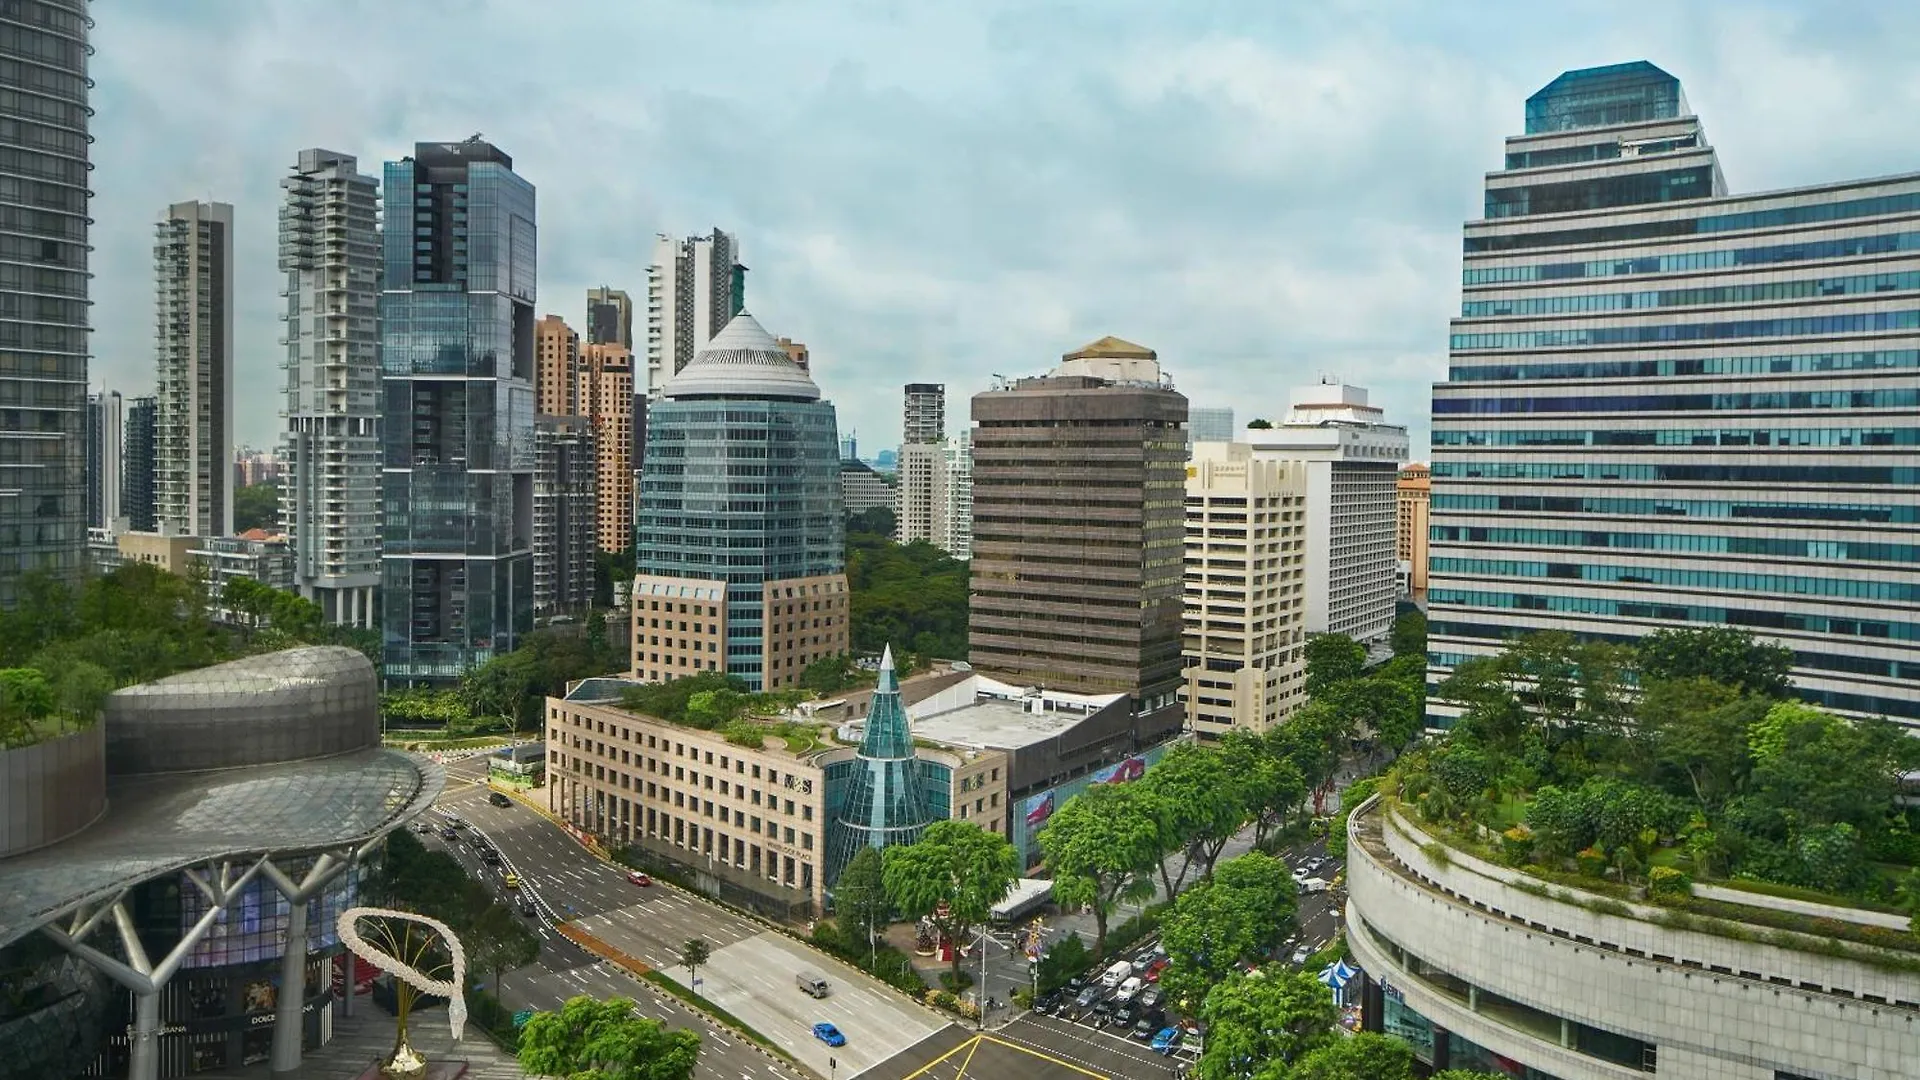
[
  {"x1": 812, "y1": 1022, "x2": 846, "y2": 1047},
  {"x1": 1150, "y1": 1027, "x2": 1180, "y2": 1054}
]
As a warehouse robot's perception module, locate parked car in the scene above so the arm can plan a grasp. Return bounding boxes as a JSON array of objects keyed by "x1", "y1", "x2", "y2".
[
  {"x1": 1145, "y1": 958, "x2": 1170, "y2": 982},
  {"x1": 1073, "y1": 987, "x2": 1100, "y2": 1013},
  {"x1": 1099, "y1": 960, "x2": 1133, "y2": 988},
  {"x1": 1115, "y1": 976, "x2": 1143, "y2": 1003},
  {"x1": 1035, "y1": 989, "x2": 1064, "y2": 1014},
  {"x1": 488, "y1": 791, "x2": 512, "y2": 807},
  {"x1": 1291, "y1": 865, "x2": 1311, "y2": 882},
  {"x1": 1133, "y1": 945, "x2": 1157, "y2": 967},
  {"x1": 1114, "y1": 1001, "x2": 1139, "y2": 1026},
  {"x1": 1133, "y1": 1016, "x2": 1158, "y2": 1041},
  {"x1": 1151, "y1": 1027, "x2": 1181, "y2": 1054},
  {"x1": 627, "y1": 871, "x2": 652, "y2": 887},
  {"x1": 812, "y1": 1022, "x2": 846, "y2": 1047},
  {"x1": 1291, "y1": 945, "x2": 1312, "y2": 966},
  {"x1": 1138, "y1": 1007, "x2": 1166, "y2": 1032},
  {"x1": 1091, "y1": 998, "x2": 1116, "y2": 1026},
  {"x1": 1139, "y1": 986, "x2": 1164, "y2": 1011}
]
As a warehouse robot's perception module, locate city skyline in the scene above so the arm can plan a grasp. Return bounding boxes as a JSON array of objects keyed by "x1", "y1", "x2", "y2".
[{"x1": 81, "y1": 3, "x2": 1920, "y2": 457}]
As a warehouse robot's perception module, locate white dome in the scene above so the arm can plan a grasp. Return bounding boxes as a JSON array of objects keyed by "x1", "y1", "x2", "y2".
[{"x1": 660, "y1": 312, "x2": 821, "y2": 400}]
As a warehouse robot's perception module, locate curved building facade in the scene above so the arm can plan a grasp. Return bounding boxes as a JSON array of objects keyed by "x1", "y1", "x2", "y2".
[
  {"x1": 633, "y1": 312, "x2": 847, "y2": 691},
  {"x1": 1345, "y1": 795, "x2": 1918, "y2": 1080}
]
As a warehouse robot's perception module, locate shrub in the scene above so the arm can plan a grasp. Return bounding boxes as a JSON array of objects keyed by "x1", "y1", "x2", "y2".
[
  {"x1": 1648, "y1": 865, "x2": 1693, "y2": 899},
  {"x1": 1499, "y1": 825, "x2": 1534, "y2": 866},
  {"x1": 1576, "y1": 847, "x2": 1608, "y2": 878}
]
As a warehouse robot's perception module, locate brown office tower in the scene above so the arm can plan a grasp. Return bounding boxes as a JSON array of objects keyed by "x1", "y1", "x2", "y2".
[
  {"x1": 969, "y1": 336, "x2": 1187, "y2": 741},
  {"x1": 579, "y1": 342, "x2": 635, "y2": 553}
]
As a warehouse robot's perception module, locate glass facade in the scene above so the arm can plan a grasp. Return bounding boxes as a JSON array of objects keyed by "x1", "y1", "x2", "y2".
[
  {"x1": 1431, "y1": 63, "x2": 1920, "y2": 728},
  {"x1": 380, "y1": 140, "x2": 537, "y2": 684},
  {"x1": 0, "y1": 1, "x2": 91, "y2": 605},
  {"x1": 824, "y1": 649, "x2": 934, "y2": 884}
]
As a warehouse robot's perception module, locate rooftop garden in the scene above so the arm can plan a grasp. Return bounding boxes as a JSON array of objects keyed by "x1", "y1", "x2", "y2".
[
  {"x1": 616, "y1": 671, "x2": 838, "y2": 755},
  {"x1": 1395, "y1": 627, "x2": 1920, "y2": 940}
]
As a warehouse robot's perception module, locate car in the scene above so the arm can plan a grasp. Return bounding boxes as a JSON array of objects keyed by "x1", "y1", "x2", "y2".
[
  {"x1": 488, "y1": 791, "x2": 512, "y2": 807},
  {"x1": 1091, "y1": 998, "x2": 1116, "y2": 1024},
  {"x1": 1133, "y1": 946, "x2": 1157, "y2": 967},
  {"x1": 1035, "y1": 989, "x2": 1063, "y2": 1014},
  {"x1": 1065, "y1": 975, "x2": 1088, "y2": 996},
  {"x1": 439, "y1": 828, "x2": 458, "y2": 840},
  {"x1": 503, "y1": 873, "x2": 520, "y2": 890},
  {"x1": 627, "y1": 870, "x2": 652, "y2": 887},
  {"x1": 518, "y1": 898, "x2": 537, "y2": 917},
  {"x1": 1145, "y1": 958, "x2": 1169, "y2": 982},
  {"x1": 811, "y1": 1022, "x2": 846, "y2": 1047},
  {"x1": 1291, "y1": 945, "x2": 1311, "y2": 966},
  {"x1": 1073, "y1": 986, "x2": 1100, "y2": 1011},
  {"x1": 414, "y1": 821, "x2": 434, "y2": 834},
  {"x1": 1114, "y1": 1002, "x2": 1139, "y2": 1026},
  {"x1": 1133, "y1": 1017, "x2": 1157, "y2": 1041},
  {"x1": 1139, "y1": 986, "x2": 1164, "y2": 1010},
  {"x1": 1151, "y1": 1027, "x2": 1181, "y2": 1053},
  {"x1": 1291, "y1": 865, "x2": 1311, "y2": 882},
  {"x1": 1115, "y1": 975, "x2": 1143, "y2": 1003},
  {"x1": 1138, "y1": 1007, "x2": 1166, "y2": 1032},
  {"x1": 481, "y1": 850, "x2": 501, "y2": 866},
  {"x1": 445, "y1": 817, "x2": 466, "y2": 829}
]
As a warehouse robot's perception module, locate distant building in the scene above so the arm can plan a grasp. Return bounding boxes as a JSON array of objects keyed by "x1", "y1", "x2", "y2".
[
  {"x1": 1397, "y1": 464, "x2": 1430, "y2": 598},
  {"x1": 903, "y1": 383, "x2": 945, "y2": 445},
  {"x1": 192, "y1": 529, "x2": 296, "y2": 621},
  {"x1": 776, "y1": 336, "x2": 810, "y2": 373},
  {"x1": 943, "y1": 433, "x2": 974, "y2": 560},
  {"x1": 646, "y1": 229, "x2": 744, "y2": 397},
  {"x1": 116, "y1": 531, "x2": 200, "y2": 576},
  {"x1": 586, "y1": 285, "x2": 634, "y2": 349},
  {"x1": 579, "y1": 342, "x2": 635, "y2": 553},
  {"x1": 85, "y1": 390, "x2": 124, "y2": 533},
  {"x1": 154, "y1": 200, "x2": 236, "y2": 539},
  {"x1": 535, "y1": 314, "x2": 580, "y2": 417},
  {"x1": 122, "y1": 397, "x2": 158, "y2": 533},
  {"x1": 1188, "y1": 405, "x2": 1236, "y2": 445},
  {"x1": 233, "y1": 447, "x2": 286, "y2": 489},
  {"x1": 841, "y1": 460, "x2": 894, "y2": 516},
  {"x1": 534, "y1": 416, "x2": 597, "y2": 619}
]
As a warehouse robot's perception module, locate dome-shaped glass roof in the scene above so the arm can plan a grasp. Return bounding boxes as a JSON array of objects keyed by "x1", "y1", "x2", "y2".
[{"x1": 659, "y1": 312, "x2": 821, "y2": 400}]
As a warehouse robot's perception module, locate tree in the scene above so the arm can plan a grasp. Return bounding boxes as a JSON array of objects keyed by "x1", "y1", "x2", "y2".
[
  {"x1": 882, "y1": 820, "x2": 1020, "y2": 983},
  {"x1": 1324, "y1": 677, "x2": 1420, "y2": 761},
  {"x1": 1219, "y1": 730, "x2": 1306, "y2": 847},
  {"x1": 846, "y1": 505, "x2": 896, "y2": 538},
  {"x1": 594, "y1": 548, "x2": 636, "y2": 610},
  {"x1": 1638, "y1": 678, "x2": 1765, "y2": 811},
  {"x1": 467, "y1": 901, "x2": 541, "y2": 996},
  {"x1": 1033, "y1": 931, "x2": 1092, "y2": 995},
  {"x1": 1638, "y1": 626, "x2": 1794, "y2": 699},
  {"x1": 834, "y1": 846, "x2": 891, "y2": 953},
  {"x1": 1245, "y1": 418, "x2": 1273, "y2": 429},
  {"x1": 1304, "y1": 634, "x2": 1367, "y2": 697},
  {"x1": 1158, "y1": 853, "x2": 1297, "y2": 1016},
  {"x1": 680, "y1": 938, "x2": 711, "y2": 994},
  {"x1": 0, "y1": 666, "x2": 54, "y2": 746},
  {"x1": 1196, "y1": 969, "x2": 1339, "y2": 1079},
  {"x1": 1140, "y1": 743, "x2": 1246, "y2": 892},
  {"x1": 1037, "y1": 783, "x2": 1163, "y2": 957},
  {"x1": 1389, "y1": 610, "x2": 1427, "y2": 659},
  {"x1": 518, "y1": 995, "x2": 700, "y2": 1080},
  {"x1": 1290, "y1": 1032, "x2": 1416, "y2": 1080},
  {"x1": 798, "y1": 653, "x2": 876, "y2": 694},
  {"x1": 231, "y1": 481, "x2": 280, "y2": 533},
  {"x1": 846, "y1": 534, "x2": 969, "y2": 658}
]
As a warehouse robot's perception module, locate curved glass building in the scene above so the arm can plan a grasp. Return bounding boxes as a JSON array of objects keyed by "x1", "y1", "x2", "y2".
[{"x1": 633, "y1": 312, "x2": 846, "y2": 691}]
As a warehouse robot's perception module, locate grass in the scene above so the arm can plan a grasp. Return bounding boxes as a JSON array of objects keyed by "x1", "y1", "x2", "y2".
[
  {"x1": 1713, "y1": 874, "x2": 1908, "y2": 916},
  {"x1": 640, "y1": 969, "x2": 805, "y2": 1070},
  {"x1": 383, "y1": 733, "x2": 517, "y2": 751}
]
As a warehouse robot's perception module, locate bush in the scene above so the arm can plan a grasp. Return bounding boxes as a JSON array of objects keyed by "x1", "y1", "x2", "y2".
[
  {"x1": 1576, "y1": 847, "x2": 1608, "y2": 878},
  {"x1": 1500, "y1": 825, "x2": 1534, "y2": 866},
  {"x1": 1104, "y1": 902, "x2": 1170, "y2": 958},
  {"x1": 938, "y1": 970, "x2": 974, "y2": 992},
  {"x1": 465, "y1": 989, "x2": 520, "y2": 1052},
  {"x1": 1011, "y1": 988, "x2": 1033, "y2": 1009},
  {"x1": 1648, "y1": 865, "x2": 1693, "y2": 899}
]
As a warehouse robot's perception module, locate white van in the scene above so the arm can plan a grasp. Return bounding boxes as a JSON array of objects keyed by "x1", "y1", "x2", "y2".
[
  {"x1": 1300, "y1": 877, "x2": 1330, "y2": 894},
  {"x1": 1114, "y1": 976, "x2": 1143, "y2": 1003},
  {"x1": 1100, "y1": 960, "x2": 1133, "y2": 988}
]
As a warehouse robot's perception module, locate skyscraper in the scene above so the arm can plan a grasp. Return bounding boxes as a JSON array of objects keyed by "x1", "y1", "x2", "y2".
[
  {"x1": 942, "y1": 432, "x2": 973, "y2": 560},
  {"x1": 903, "y1": 383, "x2": 945, "y2": 445},
  {"x1": 534, "y1": 314, "x2": 579, "y2": 417},
  {"x1": 632, "y1": 313, "x2": 847, "y2": 691},
  {"x1": 894, "y1": 442, "x2": 948, "y2": 547},
  {"x1": 586, "y1": 285, "x2": 633, "y2": 349},
  {"x1": 85, "y1": 390, "x2": 123, "y2": 533},
  {"x1": 123, "y1": 397, "x2": 157, "y2": 534},
  {"x1": 280, "y1": 149, "x2": 382, "y2": 627},
  {"x1": 645, "y1": 229, "x2": 744, "y2": 397},
  {"x1": 154, "y1": 200, "x2": 235, "y2": 539},
  {"x1": 380, "y1": 138, "x2": 537, "y2": 684},
  {"x1": 1431, "y1": 60, "x2": 1920, "y2": 728},
  {"x1": 969, "y1": 337, "x2": 1187, "y2": 738},
  {"x1": 578, "y1": 341, "x2": 634, "y2": 552},
  {"x1": 533, "y1": 414, "x2": 596, "y2": 618},
  {"x1": 0, "y1": 0, "x2": 91, "y2": 605}
]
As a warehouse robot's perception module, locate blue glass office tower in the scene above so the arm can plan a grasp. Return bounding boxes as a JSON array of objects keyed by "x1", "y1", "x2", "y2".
[
  {"x1": 632, "y1": 312, "x2": 847, "y2": 691},
  {"x1": 380, "y1": 139, "x2": 537, "y2": 683},
  {"x1": 1430, "y1": 61, "x2": 1920, "y2": 727},
  {"x1": 826, "y1": 645, "x2": 933, "y2": 882}
]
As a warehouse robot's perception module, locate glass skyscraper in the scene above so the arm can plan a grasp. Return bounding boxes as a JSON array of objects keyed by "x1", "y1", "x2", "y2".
[
  {"x1": 1430, "y1": 61, "x2": 1920, "y2": 727},
  {"x1": 632, "y1": 312, "x2": 847, "y2": 692},
  {"x1": 380, "y1": 138, "x2": 537, "y2": 684}
]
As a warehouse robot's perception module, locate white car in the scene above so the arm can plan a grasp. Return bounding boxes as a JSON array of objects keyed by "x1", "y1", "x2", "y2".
[{"x1": 1291, "y1": 866, "x2": 1311, "y2": 882}]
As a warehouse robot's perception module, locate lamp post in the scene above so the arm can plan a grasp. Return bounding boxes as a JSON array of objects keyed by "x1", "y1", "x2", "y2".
[{"x1": 977, "y1": 925, "x2": 990, "y2": 1031}]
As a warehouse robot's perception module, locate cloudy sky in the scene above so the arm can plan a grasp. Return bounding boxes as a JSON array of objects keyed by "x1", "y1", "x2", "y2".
[{"x1": 89, "y1": 0, "x2": 1920, "y2": 458}]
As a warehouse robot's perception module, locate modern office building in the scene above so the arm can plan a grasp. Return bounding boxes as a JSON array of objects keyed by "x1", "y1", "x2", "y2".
[
  {"x1": 85, "y1": 390, "x2": 124, "y2": 533},
  {"x1": 0, "y1": 0, "x2": 91, "y2": 606},
  {"x1": 279, "y1": 149, "x2": 382, "y2": 627},
  {"x1": 154, "y1": 200, "x2": 235, "y2": 540},
  {"x1": 533, "y1": 415, "x2": 597, "y2": 618},
  {"x1": 942, "y1": 432, "x2": 973, "y2": 560},
  {"x1": 840, "y1": 459, "x2": 894, "y2": 517},
  {"x1": 1188, "y1": 405, "x2": 1236, "y2": 445},
  {"x1": 1398, "y1": 463, "x2": 1431, "y2": 598},
  {"x1": 1430, "y1": 60, "x2": 1920, "y2": 727},
  {"x1": 579, "y1": 341, "x2": 635, "y2": 552},
  {"x1": 1245, "y1": 381, "x2": 1408, "y2": 644},
  {"x1": 645, "y1": 228, "x2": 745, "y2": 396},
  {"x1": 534, "y1": 313, "x2": 579, "y2": 417},
  {"x1": 632, "y1": 312, "x2": 847, "y2": 691},
  {"x1": 903, "y1": 382, "x2": 945, "y2": 445},
  {"x1": 969, "y1": 337, "x2": 1188, "y2": 742},
  {"x1": 1182, "y1": 442, "x2": 1310, "y2": 738},
  {"x1": 123, "y1": 396, "x2": 158, "y2": 533},
  {"x1": 379, "y1": 138, "x2": 537, "y2": 684},
  {"x1": 586, "y1": 285, "x2": 633, "y2": 348}
]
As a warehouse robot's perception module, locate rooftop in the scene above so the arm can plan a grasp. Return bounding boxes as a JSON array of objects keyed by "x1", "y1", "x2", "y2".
[{"x1": 659, "y1": 312, "x2": 822, "y2": 401}]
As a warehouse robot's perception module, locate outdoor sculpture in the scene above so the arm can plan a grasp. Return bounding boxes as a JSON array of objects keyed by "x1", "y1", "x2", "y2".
[{"x1": 336, "y1": 907, "x2": 467, "y2": 1078}]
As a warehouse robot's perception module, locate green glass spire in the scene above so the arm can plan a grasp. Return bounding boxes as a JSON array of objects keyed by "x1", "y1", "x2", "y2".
[{"x1": 826, "y1": 646, "x2": 933, "y2": 882}]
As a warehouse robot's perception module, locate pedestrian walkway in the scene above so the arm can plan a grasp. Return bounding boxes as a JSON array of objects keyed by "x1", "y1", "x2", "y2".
[{"x1": 190, "y1": 1004, "x2": 526, "y2": 1079}]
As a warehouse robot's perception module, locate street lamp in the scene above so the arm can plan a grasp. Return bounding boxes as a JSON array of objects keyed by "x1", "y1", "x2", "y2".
[{"x1": 977, "y1": 925, "x2": 990, "y2": 1031}]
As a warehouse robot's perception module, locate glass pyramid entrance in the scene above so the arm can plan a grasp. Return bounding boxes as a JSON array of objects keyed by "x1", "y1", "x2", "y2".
[{"x1": 825, "y1": 646, "x2": 934, "y2": 883}]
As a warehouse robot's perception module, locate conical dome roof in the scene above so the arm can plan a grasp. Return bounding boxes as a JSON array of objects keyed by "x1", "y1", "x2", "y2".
[{"x1": 659, "y1": 312, "x2": 821, "y2": 400}]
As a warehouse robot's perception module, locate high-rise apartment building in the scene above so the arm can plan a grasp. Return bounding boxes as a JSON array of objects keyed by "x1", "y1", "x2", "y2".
[
  {"x1": 1246, "y1": 381, "x2": 1408, "y2": 644},
  {"x1": 380, "y1": 138, "x2": 537, "y2": 684},
  {"x1": 533, "y1": 415, "x2": 596, "y2": 618},
  {"x1": 579, "y1": 342, "x2": 635, "y2": 553},
  {"x1": 279, "y1": 149, "x2": 382, "y2": 627},
  {"x1": 1183, "y1": 442, "x2": 1309, "y2": 737},
  {"x1": 0, "y1": 0, "x2": 91, "y2": 605},
  {"x1": 840, "y1": 460, "x2": 894, "y2": 516},
  {"x1": 534, "y1": 314, "x2": 579, "y2": 417},
  {"x1": 1431, "y1": 60, "x2": 1920, "y2": 727},
  {"x1": 777, "y1": 336, "x2": 809, "y2": 373},
  {"x1": 154, "y1": 200, "x2": 235, "y2": 540},
  {"x1": 123, "y1": 397, "x2": 157, "y2": 534},
  {"x1": 894, "y1": 442, "x2": 948, "y2": 547},
  {"x1": 969, "y1": 337, "x2": 1187, "y2": 738},
  {"x1": 1397, "y1": 464, "x2": 1430, "y2": 597},
  {"x1": 85, "y1": 391, "x2": 123, "y2": 533},
  {"x1": 644, "y1": 229, "x2": 744, "y2": 396},
  {"x1": 633, "y1": 313, "x2": 847, "y2": 691},
  {"x1": 1189, "y1": 406, "x2": 1236, "y2": 444},
  {"x1": 586, "y1": 285, "x2": 633, "y2": 349},
  {"x1": 903, "y1": 382, "x2": 945, "y2": 445},
  {"x1": 943, "y1": 433, "x2": 973, "y2": 560}
]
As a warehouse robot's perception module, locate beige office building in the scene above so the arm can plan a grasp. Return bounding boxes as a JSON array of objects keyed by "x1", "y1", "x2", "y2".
[
  {"x1": 1398, "y1": 463, "x2": 1430, "y2": 597},
  {"x1": 579, "y1": 341, "x2": 635, "y2": 552},
  {"x1": 1182, "y1": 442, "x2": 1310, "y2": 737}
]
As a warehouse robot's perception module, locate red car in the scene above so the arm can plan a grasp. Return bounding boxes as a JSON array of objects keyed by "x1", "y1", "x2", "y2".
[
  {"x1": 1145, "y1": 958, "x2": 1170, "y2": 982},
  {"x1": 627, "y1": 871, "x2": 653, "y2": 887}
]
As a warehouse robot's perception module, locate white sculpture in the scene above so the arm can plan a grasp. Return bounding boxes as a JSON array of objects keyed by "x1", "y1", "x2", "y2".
[{"x1": 337, "y1": 907, "x2": 468, "y2": 1077}]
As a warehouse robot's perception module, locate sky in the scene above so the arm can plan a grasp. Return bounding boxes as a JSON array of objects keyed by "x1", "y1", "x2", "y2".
[{"x1": 87, "y1": 0, "x2": 1920, "y2": 459}]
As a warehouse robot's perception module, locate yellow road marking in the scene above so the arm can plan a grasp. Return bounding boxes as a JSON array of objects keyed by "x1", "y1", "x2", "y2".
[
  {"x1": 895, "y1": 1034, "x2": 983, "y2": 1079},
  {"x1": 951, "y1": 1035, "x2": 984, "y2": 1078},
  {"x1": 979, "y1": 1034, "x2": 1111, "y2": 1078},
  {"x1": 895, "y1": 1030, "x2": 1117, "y2": 1079}
]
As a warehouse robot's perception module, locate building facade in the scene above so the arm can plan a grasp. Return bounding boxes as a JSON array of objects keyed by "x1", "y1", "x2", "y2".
[
  {"x1": 840, "y1": 460, "x2": 894, "y2": 517},
  {"x1": 776, "y1": 336, "x2": 809, "y2": 373},
  {"x1": 533, "y1": 314, "x2": 579, "y2": 418},
  {"x1": 0, "y1": 0, "x2": 91, "y2": 606},
  {"x1": 586, "y1": 285, "x2": 633, "y2": 349},
  {"x1": 191, "y1": 529, "x2": 296, "y2": 622},
  {"x1": 85, "y1": 390, "x2": 123, "y2": 533},
  {"x1": 1188, "y1": 405, "x2": 1236, "y2": 445},
  {"x1": 903, "y1": 382, "x2": 945, "y2": 445},
  {"x1": 645, "y1": 229, "x2": 744, "y2": 397},
  {"x1": 1246, "y1": 381, "x2": 1408, "y2": 644},
  {"x1": 942, "y1": 432, "x2": 973, "y2": 560},
  {"x1": 1430, "y1": 60, "x2": 1920, "y2": 727},
  {"x1": 123, "y1": 396, "x2": 158, "y2": 533},
  {"x1": 893, "y1": 441, "x2": 947, "y2": 546},
  {"x1": 1398, "y1": 463, "x2": 1430, "y2": 597},
  {"x1": 1182, "y1": 443, "x2": 1309, "y2": 737},
  {"x1": 533, "y1": 415, "x2": 596, "y2": 619},
  {"x1": 154, "y1": 200, "x2": 235, "y2": 540},
  {"x1": 279, "y1": 149, "x2": 382, "y2": 628},
  {"x1": 579, "y1": 341, "x2": 635, "y2": 553},
  {"x1": 969, "y1": 337, "x2": 1187, "y2": 740},
  {"x1": 633, "y1": 313, "x2": 847, "y2": 691},
  {"x1": 379, "y1": 138, "x2": 537, "y2": 684}
]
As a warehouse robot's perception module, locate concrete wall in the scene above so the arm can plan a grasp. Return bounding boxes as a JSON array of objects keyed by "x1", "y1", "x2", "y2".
[{"x1": 0, "y1": 725, "x2": 106, "y2": 857}]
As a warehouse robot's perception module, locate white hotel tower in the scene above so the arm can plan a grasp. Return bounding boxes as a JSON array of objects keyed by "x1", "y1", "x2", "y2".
[{"x1": 1429, "y1": 61, "x2": 1920, "y2": 728}]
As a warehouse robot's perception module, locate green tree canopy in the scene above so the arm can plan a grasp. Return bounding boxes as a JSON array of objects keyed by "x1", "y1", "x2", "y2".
[
  {"x1": 1037, "y1": 782, "x2": 1163, "y2": 957},
  {"x1": 1389, "y1": 610, "x2": 1426, "y2": 659},
  {"x1": 1158, "y1": 852, "x2": 1298, "y2": 1016},
  {"x1": 846, "y1": 534, "x2": 968, "y2": 659},
  {"x1": 846, "y1": 505, "x2": 896, "y2": 538},
  {"x1": 517, "y1": 995, "x2": 700, "y2": 1080},
  {"x1": 1638, "y1": 626, "x2": 1794, "y2": 698},
  {"x1": 834, "y1": 845, "x2": 891, "y2": 948},
  {"x1": 1289, "y1": 1032, "x2": 1416, "y2": 1080},
  {"x1": 1034, "y1": 931, "x2": 1092, "y2": 995},
  {"x1": 882, "y1": 820, "x2": 1020, "y2": 981},
  {"x1": 1196, "y1": 969, "x2": 1339, "y2": 1079},
  {"x1": 1304, "y1": 634, "x2": 1367, "y2": 697},
  {"x1": 1219, "y1": 730, "x2": 1307, "y2": 846},
  {"x1": 1140, "y1": 743, "x2": 1246, "y2": 892},
  {"x1": 466, "y1": 901, "x2": 541, "y2": 995},
  {"x1": 231, "y1": 481, "x2": 280, "y2": 533}
]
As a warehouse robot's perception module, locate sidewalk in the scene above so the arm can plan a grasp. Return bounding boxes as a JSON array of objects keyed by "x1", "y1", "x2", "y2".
[{"x1": 191, "y1": 1002, "x2": 526, "y2": 1079}]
